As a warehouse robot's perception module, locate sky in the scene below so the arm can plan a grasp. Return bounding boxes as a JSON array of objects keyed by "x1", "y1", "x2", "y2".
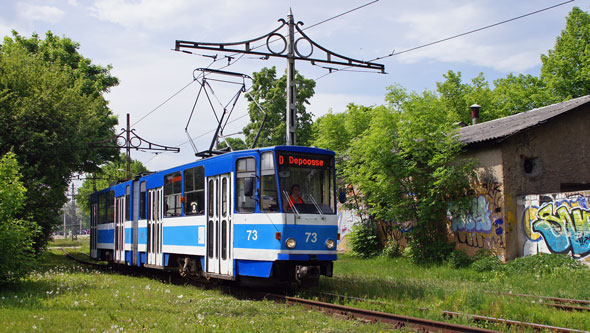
[{"x1": 0, "y1": 0, "x2": 587, "y2": 175}]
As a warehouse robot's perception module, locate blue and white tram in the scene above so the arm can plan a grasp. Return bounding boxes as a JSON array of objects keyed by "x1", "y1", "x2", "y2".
[{"x1": 89, "y1": 146, "x2": 338, "y2": 285}]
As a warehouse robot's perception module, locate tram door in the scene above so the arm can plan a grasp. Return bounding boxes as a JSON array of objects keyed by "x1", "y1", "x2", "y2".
[
  {"x1": 147, "y1": 188, "x2": 163, "y2": 266},
  {"x1": 206, "y1": 173, "x2": 233, "y2": 276},
  {"x1": 114, "y1": 196, "x2": 125, "y2": 263},
  {"x1": 90, "y1": 203, "x2": 98, "y2": 258}
]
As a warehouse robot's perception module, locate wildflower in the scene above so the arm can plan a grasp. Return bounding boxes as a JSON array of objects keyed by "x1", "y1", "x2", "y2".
[{"x1": 178, "y1": 295, "x2": 184, "y2": 299}]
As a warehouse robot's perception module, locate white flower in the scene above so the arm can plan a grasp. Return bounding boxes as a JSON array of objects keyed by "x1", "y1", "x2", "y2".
[{"x1": 177, "y1": 295, "x2": 183, "y2": 299}]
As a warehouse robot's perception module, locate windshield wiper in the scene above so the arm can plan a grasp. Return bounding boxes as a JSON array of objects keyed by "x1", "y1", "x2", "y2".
[
  {"x1": 282, "y1": 190, "x2": 300, "y2": 219},
  {"x1": 305, "y1": 193, "x2": 324, "y2": 219}
]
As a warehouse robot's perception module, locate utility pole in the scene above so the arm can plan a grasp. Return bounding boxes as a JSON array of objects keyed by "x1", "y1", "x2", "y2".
[
  {"x1": 71, "y1": 183, "x2": 77, "y2": 239},
  {"x1": 175, "y1": 10, "x2": 384, "y2": 146},
  {"x1": 90, "y1": 113, "x2": 180, "y2": 180},
  {"x1": 286, "y1": 10, "x2": 297, "y2": 145}
]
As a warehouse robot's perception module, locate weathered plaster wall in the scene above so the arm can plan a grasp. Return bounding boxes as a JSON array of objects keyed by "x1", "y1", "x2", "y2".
[
  {"x1": 449, "y1": 147, "x2": 506, "y2": 258},
  {"x1": 518, "y1": 191, "x2": 590, "y2": 264}
]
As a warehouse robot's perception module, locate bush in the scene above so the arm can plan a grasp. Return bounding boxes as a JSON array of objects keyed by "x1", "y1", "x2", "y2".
[
  {"x1": 408, "y1": 236, "x2": 454, "y2": 264},
  {"x1": 472, "y1": 253, "x2": 503, "y2": 272},
  {"x1": 347, "y1": 222, "x2": 382, "y2": 258},
  {"x1": 448, "y1": 249, "x2": 474, "y2": 268},
  {"x1": 382, "y1": 241, "x2": 402, "y2": 258},
  {"x1": 504, "y1": 253, "x2": 582, "y2": 275},
  {"x1": 0, "y1": 152, "x2": 39, "y2": 283}
]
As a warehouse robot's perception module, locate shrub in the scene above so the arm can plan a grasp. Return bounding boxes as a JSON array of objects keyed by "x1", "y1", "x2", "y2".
[
  {"x1": 0, "y1": 151, "x2": 39, "y2": 283},
  {"x1": 504, "y1": 253, "x2": 582, "y2": 275},
  {"x1": 448, "y1": 249, "x2": 474, "y2": 268},
  {"x1": 472, "y1": 253, "x2": 503, "y2": 272},
  {"x1": 382, "y1": 241, "x2": 402, "y2": 258},
  {"x1": 408, "y1": 236, "x2": 454, "y2": 264},
  {"x1": 347, "y1": 222, "x2": 382, "y2": 258}
]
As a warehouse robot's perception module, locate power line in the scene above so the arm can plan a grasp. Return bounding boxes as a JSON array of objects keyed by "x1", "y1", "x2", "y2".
[
  {"x1": 131, "y1": 79, "x2": 196, "y2": 127},
  {"x1": 316, "y1": 0, "x2": 575, "y2": 80},
  {"x1": 303, "y1": 1, "x2": 379, "y2": 31}
]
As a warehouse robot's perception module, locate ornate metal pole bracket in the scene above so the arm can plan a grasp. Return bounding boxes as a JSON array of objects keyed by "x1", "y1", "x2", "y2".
[
  {"x1": 89, "y1": 114, "x2": 180, "y2": 180},
  {"x1": 175, "y1": 10, "x2": 384, "y2": 146}
]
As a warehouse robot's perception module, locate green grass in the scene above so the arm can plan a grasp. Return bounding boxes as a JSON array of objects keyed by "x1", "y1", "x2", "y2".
[
  {"x1": 301, "y1": 254, "x2": 590, "y2": 331},
  {"x1": 1, "y1": 244, "x2": 393, "y2": 332}
]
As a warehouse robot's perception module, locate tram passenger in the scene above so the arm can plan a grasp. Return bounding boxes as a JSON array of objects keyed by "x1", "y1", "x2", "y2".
[{"x1": 284, "y1": 184, "x2": 304, "y2": 211}]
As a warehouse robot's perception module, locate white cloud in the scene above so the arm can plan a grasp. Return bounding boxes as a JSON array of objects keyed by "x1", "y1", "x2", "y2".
[
  {"x1": 389, "y1": 2, "x2": 549, "y2": 73},
  {"x1": 91, "y1": 0, "x2": 192, "y2": 29},
  {"x1": 17, "y1": 3, "x2": 64, "y2": 23}
]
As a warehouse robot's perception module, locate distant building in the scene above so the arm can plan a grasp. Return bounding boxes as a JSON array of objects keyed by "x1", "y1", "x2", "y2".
[{"x1": 452, "y1": 95, "x2": 590, "y2": 262}]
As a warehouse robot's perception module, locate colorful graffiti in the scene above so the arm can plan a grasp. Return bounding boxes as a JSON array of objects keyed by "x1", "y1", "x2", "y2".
[
  {"x1": 450, "y1": 195, "x2": 493, "y2": 233},
  {"x1": 448, "y1": 173, "x2": 505, "y2": 250},
  {"x1": 523, "y1": 195, "x2": 590, "y2": 257}
]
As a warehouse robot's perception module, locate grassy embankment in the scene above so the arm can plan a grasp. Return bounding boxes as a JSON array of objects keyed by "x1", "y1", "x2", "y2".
[
  {"x1": 3, "y1": 238, "x2": 589, "y2": 331},
  {"x1": 0, "y1": 239, "x2": 390, "y2": 332},
  {"x1": 301, "y1": 254, "x2": 590, "y2": 331}
]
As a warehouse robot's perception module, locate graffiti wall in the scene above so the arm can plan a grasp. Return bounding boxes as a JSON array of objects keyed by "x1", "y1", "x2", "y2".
[
  {"x1": 521, "y1": 191, "x2": 590, "y2": 262},
  {"x1": 336, "y1": 207, "x2": 363, "y2": 251},
  {"x1": 447, "y1": 173, "x2": 506, "y2": 257}
]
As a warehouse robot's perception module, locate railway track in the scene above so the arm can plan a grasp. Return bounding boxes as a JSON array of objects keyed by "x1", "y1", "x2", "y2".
[
  {"x1": 61, "y1": 249, "x2": 587, "y2": 332},
  {"x1": 305, "y1": 291, "x2": 586, "y2": 332}
]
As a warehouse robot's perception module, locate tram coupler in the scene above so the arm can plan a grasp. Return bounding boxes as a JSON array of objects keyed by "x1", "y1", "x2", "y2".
[{"x1": 295, "y1": 265, "x2": 320, "y2": 281}]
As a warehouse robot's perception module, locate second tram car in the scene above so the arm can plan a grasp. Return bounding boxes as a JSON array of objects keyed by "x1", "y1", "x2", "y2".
[{"x1": 89, "y1": 146, "x2": 337, "y2": 285}]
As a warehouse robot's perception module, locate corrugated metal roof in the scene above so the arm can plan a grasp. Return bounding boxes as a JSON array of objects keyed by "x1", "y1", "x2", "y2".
[{"x1": 458, "y1": 95, "x2": 590, "y2": 144}]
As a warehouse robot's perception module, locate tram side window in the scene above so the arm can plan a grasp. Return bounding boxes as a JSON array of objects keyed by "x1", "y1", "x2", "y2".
[
  {"x1": 106, "y1": 190, "x2": 115, "y2": 223},
  {"x1": 164, "y1": 172, "x2": 182, "y2": 217},
  {"x1": 236, "y1": 157, "x2": 256, "y2": 212},
  {"x1": 184, "y1": 166, "x2": 205, "y2": 216},
  {"x1": 125, "y1": 185, "x2": 130, "y2": 221},
  {"x1": 98, "y1": 193, "x2": 106, "y2": 224},
  {"x1": 261, "y1": 152, "x2": 279, "y2": 212},
  {"x1": 140, "y1": 182, "x2": 146, "y2": 220}
]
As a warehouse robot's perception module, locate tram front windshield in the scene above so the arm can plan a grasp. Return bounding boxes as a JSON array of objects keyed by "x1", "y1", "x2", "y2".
[{"x1": 277, "y1": 152, "x2": 334, "y2": 214}]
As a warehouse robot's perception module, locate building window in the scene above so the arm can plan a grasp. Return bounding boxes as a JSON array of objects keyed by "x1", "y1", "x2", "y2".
[
  {"x1": 164, "y1": 172, "x2": 182, "y2": 217},
  {"x1": 184, "y1": 166, "x2": 205, "y2": 215},
  {"x1": 236, "y1": 157, "x2": 256, "y2": 212}
]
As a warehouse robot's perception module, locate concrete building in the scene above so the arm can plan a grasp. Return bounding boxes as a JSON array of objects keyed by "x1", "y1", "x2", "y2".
[{"x1": 452, "y1": 95, "x2": 590, "y2": 262}]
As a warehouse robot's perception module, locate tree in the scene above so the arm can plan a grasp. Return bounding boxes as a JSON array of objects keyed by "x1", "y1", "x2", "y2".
[
  {"x1": 0, "y1": 32, "x2": 119, "y2": 250},
  {"x1": 344, "y1": 85, "x2": 474, "y2": 263},
  {"x1": 491, "y1": 74, "x2": 554, "y2": 117},
  {"x1": 0, "y1": 152, "x2": 39, "y2": 283},
  {"x1": 541, "y1": 7, "x2": 590, "y2": 100},
  {"x1": 217, "y1": 137, "x2": 248, "y2": 151},
  {"x1": 312, "y1": 103, "x2": 376, "y2": 155},
  {"x1": 242, "y1": 67, "x2": 315, "y2": 147},
  {"x1": 436, "y1": 71, "x2": 494, "y2": 124},
  {"x1": 77, "y1": 154, "x2": 149, "y2": 216}
]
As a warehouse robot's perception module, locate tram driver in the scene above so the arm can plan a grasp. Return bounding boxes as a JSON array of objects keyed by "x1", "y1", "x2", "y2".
[{"x1": 284, "y1": 184, "x2": 304, "y2": 211}]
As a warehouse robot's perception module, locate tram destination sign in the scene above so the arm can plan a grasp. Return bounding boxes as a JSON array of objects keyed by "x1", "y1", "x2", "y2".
[{"x1": 277, "y1": 152, "x2": 332, "y2": 169}]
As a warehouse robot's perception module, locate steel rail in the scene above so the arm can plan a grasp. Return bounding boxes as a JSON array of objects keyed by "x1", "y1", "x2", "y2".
[
  {"x1": 253, "y1": 292, "x2": 498, "y2": 333},
  {"x1": 307, "y1": 291, "x2": 587, "y2": 332}
]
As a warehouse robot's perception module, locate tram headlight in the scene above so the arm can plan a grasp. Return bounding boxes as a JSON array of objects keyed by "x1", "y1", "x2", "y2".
[
  {"x1": 286, "y1": 238, "x2": 296, "y2": 249},
  {"x1": 325, "y1": 239, "x2": 335, "y2": 249}
]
